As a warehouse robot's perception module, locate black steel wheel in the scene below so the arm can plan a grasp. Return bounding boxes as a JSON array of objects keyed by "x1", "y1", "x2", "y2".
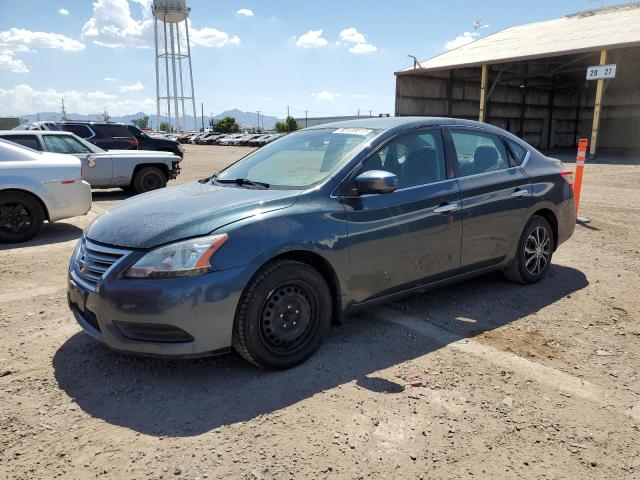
[
  {"x1": 133, "y1": 166, "x2": 167, "y2": 194},
  {"x1": 0, "y1": 191, "x2": 45, "y2": 243},
  {"x1": 233, "y1": 260, "x2": 332, "y2": 369},
  {"x1": 503, "y1": 215, "x2": 554, "y2": 284}
]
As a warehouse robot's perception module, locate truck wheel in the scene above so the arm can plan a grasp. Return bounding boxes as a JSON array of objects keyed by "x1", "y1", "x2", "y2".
[
  {"x1": 232, "y1": 260, "x2": 332, "y2": 369},
  {"x1": 0, "y1": 191, "x2": 45, "y2": 243},
  {"x1": 133, "y1": 167, "x2": 167, "y2": 194}
]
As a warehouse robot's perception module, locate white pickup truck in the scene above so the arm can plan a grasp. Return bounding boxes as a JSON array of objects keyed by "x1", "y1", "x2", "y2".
[{"x1": 0, "y1": 131, "x2": 182, "y2": 194}]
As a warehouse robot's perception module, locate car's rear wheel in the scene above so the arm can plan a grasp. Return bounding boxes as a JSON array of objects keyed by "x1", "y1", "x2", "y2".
[
  {"x1": 0, "y1": 191, "x2": 45, "y2": 243},
  {"x1": 503, "y1": 215, "x2": 554, "y2": 284},
  {"x1": 132, "y1": 166, "x2": 167, "y2": 194},
  {"x1": 233, "y1": 260, "x2": 332, "y2": 369}
]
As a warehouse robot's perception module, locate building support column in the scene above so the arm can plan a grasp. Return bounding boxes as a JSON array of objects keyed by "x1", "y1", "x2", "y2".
[
  {"x1": 590, "y1": 49, "x2": 607, "y2": 156},
  {"x1": 479, "y1": 64, "x2": 488, "y2": 122}
]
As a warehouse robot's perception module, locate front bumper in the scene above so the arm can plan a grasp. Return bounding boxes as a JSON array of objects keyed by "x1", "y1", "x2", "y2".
[{"x1": 67, "y1": 245, "x2": 251, "y2": 357}]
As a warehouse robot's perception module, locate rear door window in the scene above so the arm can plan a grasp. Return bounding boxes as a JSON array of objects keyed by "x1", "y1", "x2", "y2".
[
  {"x1": 0, "y1": 135, "x2": 41, "y2": 150},
  {"x1": 62, "y1": 124, "x2": 94, "y2": 139},
  {"x1": 43, "y1": 135, "x2": 93, "y2": 154},
  {"x1": 449, "y1": 129, "x2": 510, "y2": 176},
  {"x1": 94, "y1": 124, "x2": 132, "y2": 138}
]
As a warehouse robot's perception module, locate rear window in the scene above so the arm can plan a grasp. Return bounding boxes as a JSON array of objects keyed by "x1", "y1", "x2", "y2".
[
  {"x1": 93, "y1": 124, "x2": 132, "y2": 138},
  {"x1": 505, "y1": 138, "x2": 528, "y2": 165},
  {"x1": 0, "y1": 135, "x2": 41, "y2": 151},
  {"x1": 63, "y1": 124, "x2": 93, "y2": 138}
]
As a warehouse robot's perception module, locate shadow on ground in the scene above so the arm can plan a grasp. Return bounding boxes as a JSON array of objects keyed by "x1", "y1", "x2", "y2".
[
  {"x1": 53, "y1": 264, "x2": 588, "y2": 437},
  {"x1": 0, "y1": 221, "x2": 83, "y2": 251}
]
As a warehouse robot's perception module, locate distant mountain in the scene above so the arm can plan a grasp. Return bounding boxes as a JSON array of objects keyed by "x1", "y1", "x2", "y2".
[{"x1": 19, "y1": 109, "x2": 280, "y2": 131}]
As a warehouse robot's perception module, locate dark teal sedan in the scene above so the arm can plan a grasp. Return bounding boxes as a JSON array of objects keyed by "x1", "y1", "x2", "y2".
[{"x1": 68, "y1": 117, "x2": 575, "y2": 369}]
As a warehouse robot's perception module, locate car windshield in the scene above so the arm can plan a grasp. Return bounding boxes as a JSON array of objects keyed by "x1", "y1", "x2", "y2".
[{"x1": 216, "y1": 127, "x2": 380, "y2": 188}]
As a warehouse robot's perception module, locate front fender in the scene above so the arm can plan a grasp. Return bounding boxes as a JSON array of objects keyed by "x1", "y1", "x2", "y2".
[{"x1": 210, "y1": 200, "x2": 352, "y2": 307}]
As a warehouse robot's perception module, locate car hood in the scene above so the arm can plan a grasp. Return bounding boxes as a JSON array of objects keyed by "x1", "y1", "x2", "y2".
[{"x1": 85, "y1": 181, "x2": 301, "y2": 249}]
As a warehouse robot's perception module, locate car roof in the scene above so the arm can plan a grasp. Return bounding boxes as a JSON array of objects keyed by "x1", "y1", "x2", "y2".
[
  {"x1": 0, "y1": 130, "x2": 74, "y2": 136},
  {"x1": 306, "y1": 116, "x2": 494, "y2": 131}
]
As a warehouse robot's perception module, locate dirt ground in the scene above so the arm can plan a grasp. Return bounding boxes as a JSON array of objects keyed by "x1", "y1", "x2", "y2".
[{"x1": 1, "y1": 145, "x2": 639, "y2": 480}]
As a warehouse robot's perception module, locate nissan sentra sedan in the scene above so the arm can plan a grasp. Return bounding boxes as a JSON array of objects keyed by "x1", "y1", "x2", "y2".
[{"x1": 67, "y1": 117, "x2": 575, "y2": 369}]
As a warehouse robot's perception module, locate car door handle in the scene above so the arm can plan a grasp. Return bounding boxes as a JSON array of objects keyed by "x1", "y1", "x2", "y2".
[
  {"x1": 433, "y1": 202, "x2": 459, "y2": 214},
  {"x1": 510, "y1": 189, "x2": 529, "y2": 198}
]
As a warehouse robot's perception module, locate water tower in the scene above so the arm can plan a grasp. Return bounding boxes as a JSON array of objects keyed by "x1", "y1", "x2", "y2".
[{"x1": 152, "y1": 0, "x2": 196, "y2": 132}]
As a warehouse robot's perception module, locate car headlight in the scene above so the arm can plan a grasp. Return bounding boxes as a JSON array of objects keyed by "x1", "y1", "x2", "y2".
[
  {"x1": 124, "y1": 234, "x2": 228, "y2": 279},
  {"x1": 178, "y1": 144, "x2": 185, "y2": 152}
]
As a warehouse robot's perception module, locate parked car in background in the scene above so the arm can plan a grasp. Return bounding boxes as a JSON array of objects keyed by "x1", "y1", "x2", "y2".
[
  {"x1": 218, "y1": 134, "x2": 245, "y2": 146},
  {"x1": 56, "y1": 122, "x2": 138, "y2": 151},
  {"x1": 0, "y1": 139, "x2": 91, "y2": 243},
  {"x1": 67, "y1": 117, "x2": 575, "y2": 369},
  {"x1": 0, "y1": 131, "x2": 182, "y2": 194},
  {"x1": 126, "y1": 125, "x2": 184, "y2": 158}
]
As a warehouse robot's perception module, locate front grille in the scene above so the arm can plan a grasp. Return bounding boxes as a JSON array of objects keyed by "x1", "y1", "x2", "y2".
[{"x1": 75, "y1": 238, "x2": 130, "y2": 290}]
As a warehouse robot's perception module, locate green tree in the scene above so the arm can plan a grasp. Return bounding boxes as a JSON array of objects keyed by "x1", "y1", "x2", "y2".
[
  {"x1": 275, "y1": 116, "x2": 299, "y2": 133},
  {"x1": 159, "y1": 121, "x2": 172, "y2": 133},
  {"x1": 131, "y1": 115, "x2": 149, "y2": 129},
  {"x1": 211, "y1": 116, "x2": 240, "y2": 133}
]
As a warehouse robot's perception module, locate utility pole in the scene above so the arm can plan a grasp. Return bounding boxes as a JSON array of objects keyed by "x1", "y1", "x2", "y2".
[
  {"x1": 287, "y1": 106, "x2": 290, "y2": 119},
  {"x1": 61, "y1": 98, "x2": 67, "y2": 120},
  {"x1": 369, "y1": 109, "x2": 372, "y2": 118},
  {"x1": 305, "y1": 110, "x2": 308, "y2": 128},
  {"x1": 256, "y1": 111, "x2": 261, "y2": 131},
  {"x1": 201, "y1": 102, "x2": 204, "y2": 131}
]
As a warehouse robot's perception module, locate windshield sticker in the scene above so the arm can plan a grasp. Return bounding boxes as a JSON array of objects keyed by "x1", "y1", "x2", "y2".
[{"x1": 334, "y1": 128, "x2": 373, "y2": 136}]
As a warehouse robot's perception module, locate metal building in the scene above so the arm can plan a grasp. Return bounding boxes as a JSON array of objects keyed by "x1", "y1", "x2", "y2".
[
  {"x1": 152, "y1": 0, "x2": 197, "y2": 132},
  {"x1": 395, "y1": 3, "x2": 640, "y2": 156}
]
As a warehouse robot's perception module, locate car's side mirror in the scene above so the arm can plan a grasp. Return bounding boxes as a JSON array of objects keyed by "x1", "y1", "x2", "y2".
[{"x1": 354, "y1": 170, "x2": 398, "y2": 195}]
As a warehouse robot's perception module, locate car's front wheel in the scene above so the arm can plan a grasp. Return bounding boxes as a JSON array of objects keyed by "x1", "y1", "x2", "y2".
[
  {"x1": 503, "y1": 215, "x2": 554, "y2": 284},
  {"x1": 132, "y1": 166, "x2": 167, "y2": 194},
  {"x1": 0, "y1": 191, "x2": 45, "y2": 243},
  {"x1": 233, "y1": 260, "x2": 332, "y2": 369}
]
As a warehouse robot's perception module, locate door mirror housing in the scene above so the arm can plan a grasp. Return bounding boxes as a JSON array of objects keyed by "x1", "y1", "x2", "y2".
[{"x1": 354, "y1": 170, "x2": 398, "y2": 195}]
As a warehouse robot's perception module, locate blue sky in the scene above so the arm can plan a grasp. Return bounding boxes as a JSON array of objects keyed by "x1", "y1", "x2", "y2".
[{"x1": 0, "y1": 0, "x2": 611, "y2": 119}]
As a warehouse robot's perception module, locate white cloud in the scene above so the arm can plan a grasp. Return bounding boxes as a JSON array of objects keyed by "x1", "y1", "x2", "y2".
[
  {"x1": 104, "y1": 76, "x2": 117, "y2": 82},
  {"x1": 0, "y1": 84, "x2": 157, "y2": 116},
  {"x1": 189, "y1": 24, "x2": 240, "y2": 47},
  {"x1": 59, "y1": 8, "x2": 70, "y2": 15},
  {"x1": 339, "y1": 28, "x2": 365, "y2": 44},
  {"x1": 0, "y1": 28, "x2": 84, "y2": 52},
  {"x1": 120, "y1": 81, "x2": 145, "y2": 92},
  {"x1": 296, "y1": 29, "x2": 328, "y2": 48},
  {"x1": 82, "y1": 0, "x2": 239, "y2": 49},
  {"x1": 82, "y1": 0, "x2": 153, "y2": 48},
  {"x1": 445, "y1": 31, "x2": 479, "y2": 50},
  {"x1": 0, "y1": 28, "x2": 84, "y2": 73},
  {"x1": 348, "y1": 43, "x2": 377, "y2": 54},
  {"x1": 312, "y1": 90, "x2": 340, "y2": 101},
  {"x1": 352, "y1": 94, "x2": 370, "y2": 99},
  {"x1": 236, "y1": 8, "x2": 254, "y2": 16},
  {"x1": 0, "y1": 49, "x2": 29, "y2": 73}
]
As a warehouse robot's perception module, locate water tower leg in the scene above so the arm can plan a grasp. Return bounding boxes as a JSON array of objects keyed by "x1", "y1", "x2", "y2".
[
  {"x1": 184, "y1": 18, "x2": 197, "y2": 132},
  {"x1": 162, "y1": 14, "x2": 172, "y2": 131},
  {"x1": 154, "y1": 17, "x2": 160, "y2": 129},
  {"x1": 169, "y1": 23, "x2": 181, "y2": 132},
  {"x1": 176, "y1": 23, "x2": 187, "y2": 132}
]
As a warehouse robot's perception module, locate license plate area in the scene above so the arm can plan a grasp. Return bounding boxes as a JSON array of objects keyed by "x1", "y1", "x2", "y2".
[{"x1": 68, "y1": 279, "x2": 87, "y2": 312}]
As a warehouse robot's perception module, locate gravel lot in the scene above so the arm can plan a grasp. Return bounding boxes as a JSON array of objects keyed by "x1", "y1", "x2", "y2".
[{"x1": 1, "y1": 145, "x2": 639, "y2": 479}]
